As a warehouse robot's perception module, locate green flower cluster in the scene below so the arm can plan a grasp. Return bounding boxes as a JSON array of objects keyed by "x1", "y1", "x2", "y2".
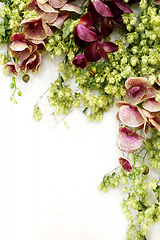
[
  {"x1": 33, "y1": 104, "x2": 43, "y2": 122},
  {"x1": 38, "y1": 0, "x2": 160, "y2": 122},
  {"x1": 47, "y1": 75, "x2": 76, "y2": 115},
  {"x1": 144, "y1": 129, "x2": 160, "y2": 168},
  {"x1": 0, "y1": 0, "x2": 27, "y2": 43},
  {"x1": 99, "y1": 162, "x2": 160, "y2": 239}
]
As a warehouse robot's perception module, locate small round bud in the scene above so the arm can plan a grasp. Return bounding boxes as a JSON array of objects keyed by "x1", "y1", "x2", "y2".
[
  {"x1": 18, "y1": 91, "x2": 22, "y2": 96},
  {"x1": 10, "y1": 83, "x2": 14, "y2": 89},
  {"x1": 90, "y1": 66, "x2": 97, "y2": 75},
  {"x1": 22, "y1": 74, "x2": 30, "y2": 83},
  {"x1": 76, "y1": 69, "x2": 81, "y2": 75},
  {"x1": 142, "y1": 165, "x2": 149, "y2": 175}
]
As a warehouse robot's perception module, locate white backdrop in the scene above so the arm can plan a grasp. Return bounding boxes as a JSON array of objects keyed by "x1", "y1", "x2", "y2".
[{"x1": 0, "y1": 45, "x2": 160, "y2": 240}]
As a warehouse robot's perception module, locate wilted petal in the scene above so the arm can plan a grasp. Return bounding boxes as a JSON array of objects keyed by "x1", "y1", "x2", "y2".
[
  {"x1": 76, "y1": 24, "x2": 97, "y2": 42},
  {"x1": 10, "y1": 42, "x2": 31, "y2": 60},
  {"x1": 50, "y1": 12, "x2": 69, "y2": 28},
  {"x1": 37, "y1": 1, "x2": 58, "y2": 12},
  {"x1": 21, "y1": 16, "x2": 53, "y2": 40},
  {"x1": 4, "y1": 62, "x2": 21, "y2": 76},
  {"x1": 10, "y1": 37, "x2": 37, "y2": 61},
  {"x1": 10, "y1": 32, "x2": 25, "y2": 41},
  {"x1": 142, "y1": 98, "x2": 160, "y2": 112},
  {"x1": 93, "y1": 0, "x2": 114, "y2": 17},
  {"x1": 119, "y1": 105, "x2": 145, "y2": 127},
  {"x1": 124, "y1": 77, "x2": 157, "y2": 105},
  {"x1": 138, "y1": 107, "x2": 155, "y2": 120},
  {"x1": 117, "y1": 126, "x2": 145, "y2": 153},
  {"x1": 49, "y1": 0, "x2": 67, "y2": 8},
  {"x1": 37, "y1": 0, "x2": 48, "y2": 4},
  {"x1": 61, "y1": 3, "x2": 82, "y2": 14},
  {"x1": 20, "y1": 51, "x2": 41, "y2": 73},
  {"x1": 149, "y1": 117, "x2": 160, "y2": 132},
  {"x1": 30, "y1": 39, "x2": 46, "y2": 55},
  {"x1": 125, "y1": 77, "x2": 151, "y2": 89},
  {"x1": 72, "y1": 54, "x2": 87, "y2": 69},
  {"x1": 115, "y1": 101, "x2": 134, "y2": 108},
  {"x1": 119, "y1": 157, "x2": 132, "y2": 172}
]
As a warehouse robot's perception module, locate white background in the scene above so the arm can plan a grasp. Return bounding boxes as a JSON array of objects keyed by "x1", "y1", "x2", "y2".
[{"x1": 0, "y1": 44, "x2": 160, "y2": 240}]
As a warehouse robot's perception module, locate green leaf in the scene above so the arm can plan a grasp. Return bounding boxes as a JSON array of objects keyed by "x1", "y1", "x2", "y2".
[
  {"x1": 153, "y1": 185, "x2": 160, "y2": 193},
  {"x1": 96, "y1": 63, "x2": 105, "y2": 74},
  {"x1": 0, "y1": 26, "x2": 5, "y2": 36},
  {"x1": 62, "y1": 19, "x2": 73, "y2": 39}
]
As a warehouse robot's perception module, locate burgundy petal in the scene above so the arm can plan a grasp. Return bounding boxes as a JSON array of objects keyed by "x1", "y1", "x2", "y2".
[
  {"x1": 101, "y1": 41, "x2": 119, "y2": 53},
  {"x1": 84, "y1": 42, "x2": 101, "y2": 62},
  {"x1": 101, "y1": 18, "x2": 114, "y2": 37},
  {"x1": 93, "y1": 0, "x2": 114, "y2": 17},
  {"x1": 80, "y1": 12, "x2": 93, "y2": 27},
  {"x1": 87, "y1": 0, "x2": 103, "y2": 23},
  {"x1": 74, "y1": 26, "x2": 87, "y2": 46},
  {"x1": 111, "y1": 0, "x2": 133, "y2": 13},
  {"x1": 96, "y1": 41, "x2": 109, "y2": 60},
  {"x1": 119, "y1": 105, "x2": 145, "y2": 127},
  {"x1": 76, "y1": 24, "x2": 97, "y2": 42},
  {"x1": 119, "y1": 157, "x2": 132, "y2": 172}
]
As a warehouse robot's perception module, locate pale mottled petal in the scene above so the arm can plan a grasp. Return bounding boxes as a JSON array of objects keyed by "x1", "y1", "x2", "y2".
[
  {"x1": 142, "y1": 98, "x2": 160, "y2": 112},
  {"x1": 117, "y1": 126, "x2": 145, "y2": 153},
  {"x1": 119, "y1": 105, "x2": 145, "y2": 127},
  {"x1": 5, "y1": 62, "x2": 21, "y2": 76},
  {"x1": 61, "y1": 3, "x2": 82, "y2": 14}
]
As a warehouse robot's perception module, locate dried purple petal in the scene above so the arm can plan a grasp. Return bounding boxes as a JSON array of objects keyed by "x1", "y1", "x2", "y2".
[
  {"x1": 5, "y1": 62, "x2": 21, "y2": 76},
  {"x1": 119, "y1": 157, "x2": 132, "y2": 172}
]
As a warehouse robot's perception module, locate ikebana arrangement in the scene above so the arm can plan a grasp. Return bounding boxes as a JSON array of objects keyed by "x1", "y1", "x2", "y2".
[{"x1": 1, "y1": 0, "x2": 160, "y2": 238}]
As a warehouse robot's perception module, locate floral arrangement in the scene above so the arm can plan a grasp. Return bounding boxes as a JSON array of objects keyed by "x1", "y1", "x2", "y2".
[{"x1": 1, "y1": 0, "x2": 160, "y2": 238}]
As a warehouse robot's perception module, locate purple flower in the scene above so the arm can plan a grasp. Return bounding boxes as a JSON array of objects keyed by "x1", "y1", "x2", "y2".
[
  {"x1": 84, "y1": 40, "x2": 118, "y2": 62},
  {"x1": 72, "y1": 54, "x2": 87, "y2": 69},
  {"x1": 119, "y1": 157, "x2": 132, "y2": 173},
  {"x1": 74, "y1": 13, "x2": 99, "y2": 46}
]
